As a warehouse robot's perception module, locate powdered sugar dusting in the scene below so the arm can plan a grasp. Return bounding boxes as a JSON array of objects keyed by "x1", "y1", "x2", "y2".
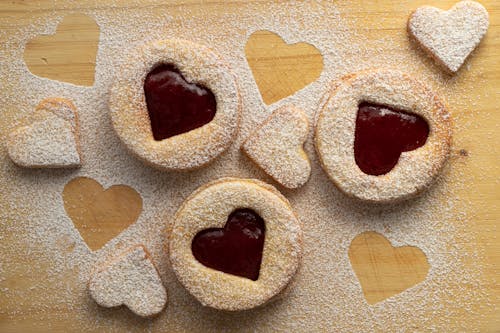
[{"x1": 0, "y1": 1, "x2": 494, "y2": 332}]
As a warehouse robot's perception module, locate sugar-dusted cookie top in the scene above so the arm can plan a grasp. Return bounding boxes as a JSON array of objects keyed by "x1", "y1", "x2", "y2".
[
  {"x1": 169, "y1": 178, "x2": 302, "y2": 311},
  {"x1": 109, "y1": 39, "x2": 241, "y2": 171},
  {"x1": 7, "y1": 97, "x2": 81, "y2": 168},
  {"x1": 242, "y1": 105, "x2": 311, "y2": 189},
  {"x1": 315, "y1": 69, "x2": 452, "y2": 203},
  {"x1": 88, "y1": 245, "x2": 167, "y2": 317},
  {"x1": 408, "y1": 1, "x2": 489, "y2": 73}
]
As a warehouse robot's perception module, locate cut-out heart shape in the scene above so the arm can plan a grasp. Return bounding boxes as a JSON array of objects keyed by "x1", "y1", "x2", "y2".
[
  {"x1": 7, "y1": 97, "x2": 81, "y2": 168},
  {"x1": 245, "y1": 30, "x2": 323, "y2": 104},
  {"x1": 88, "y1": 245, "x2": 167, "y2": 317},
  {"x1": 348, "y1": 232, "x2": 430, "y2": 305},
  {"x1": 191, "y1": 209, "x2": 265, "y2": 281},
  {"x1": 408, "y1": 1, "x2": 489, "y2": 73},
  {"x1": 24, "y1": 13, "x2": 99, "y2": 86},
  {"x1": 242, "y1": 105, "x2": 311, "y2": 189},
  {"x1": 62, "y1": 177, "x2": 142, "y2": 251},
  {"x1": 144, "y1": 64, "x2": 217, "y2": 140},
  {"x1": 354, "y1": 103, "x2": 429, "y2": 176}
]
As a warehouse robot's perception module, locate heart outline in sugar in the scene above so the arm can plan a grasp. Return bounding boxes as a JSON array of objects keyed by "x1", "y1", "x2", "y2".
[
  {"x1": 348, "y1": 231, "x2": 430, "y2": 305},
  {"x1": 24, "y1": 13, "x2": 100, "y2": 86},
  {"x1": 62, "y1": 177, "x2": 142, "y2": 251},
  {"x1": 245, "y1": 30, "x2": 323, "y2": 104}
]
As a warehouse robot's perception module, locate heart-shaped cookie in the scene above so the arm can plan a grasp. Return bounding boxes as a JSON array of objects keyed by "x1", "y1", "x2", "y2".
[
  {"x1": 62, "y1": 177, "x2": 142, "y2": 251},
  {"x1": 245, "y1": 30, "x2": 323, "y2": 104},
  {"x1": 354, "y1": 102, "x2": 429, "y2": 176},
  {"x1": 24, "y1": 13, "x2": 99, "y2": 85},
  {"x1": 144, "y1": 64, "x2": 216, "y2": 140},
  {"x1": 408, "y1": 1, "x2": 489, "y2": 73},
  {"x1": 348, "y1": 232, "x2": 430, "y2": 305},
  {"x1": 88, "y1": 245, "x2": 167, "y2": 317},
  {"x1": 7, "y1": 98, "x2": 81, "y2": 168},
  {"x1": 242, "y1": 105, "x2": 311, "y2": 189},
  {"x1": 191, "y1": 208, "x2": 265, "y2": 281}
]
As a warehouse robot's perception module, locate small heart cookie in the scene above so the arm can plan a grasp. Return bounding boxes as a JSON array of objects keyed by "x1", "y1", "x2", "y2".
[
  {"x1": 7, "y1": 98, "x2": 81, "y2": 168},
  {"x1": 242, "y1": 105, "x2": 311, "y2": 189},
  {"x1": 88, "y1": 245, "x2": 167, "y2": 317},
  {"x1": 408, "y1": 1, "x2": 489, "y2": 73}
]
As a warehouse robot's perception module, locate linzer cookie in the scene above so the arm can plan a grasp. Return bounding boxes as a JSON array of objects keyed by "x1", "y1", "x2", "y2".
[
  {"x1": 408, "y1": 1, "x2": 489, "y2": 73},
  {"x1": 315, "y1": 69, "x2": 452, "y2": 203},
  {"x1": 242, "y1": 105, "x2": 311, "y2": 189},
  {"x1": 88, "y1": 245, "x2": 167, "y2": 317},
  {"x1": 109, "y1": 39, "x2": 241, "y2": 171},
  {"x1": 7, "y1": 97, "x2": 81, "y2": 168},
  {"x1": 169, "y1": 178, "x2": 302, "y2": 311}
]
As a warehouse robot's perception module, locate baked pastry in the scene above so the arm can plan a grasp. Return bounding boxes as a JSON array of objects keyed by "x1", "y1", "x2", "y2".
[
  {"x1": 88, "y1": 245, "x2": 167, "y2": 317},
  {"x1": 109, "y1": 39, "x2": 240, "y2": 171},
  {"x1": 408, "y1": 1, "x2": 489, "y2": 73},
  {"x1": 169, "y1": 178, "x2": 302, "y2": 311},
  {"x1": 7, "y1": 97, "x2": 81, "y2": 168},
  {"x1": 315, "y1": 69, "x2": 452, "y2": 203},
  {"x1": 242, "y1": 105, "x2": 311, "y2": 189}
]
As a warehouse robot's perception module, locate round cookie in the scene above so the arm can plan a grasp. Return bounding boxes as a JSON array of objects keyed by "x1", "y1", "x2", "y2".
[
  {"x1": 169, "y1": 178, "x2": 302, "y2": 311},
  {"x1": 109, "y1": 39, "x2": 241, "y2": 171},
  {"x1": 315, "y1": 69, "x2": 452, "y2": 203}
]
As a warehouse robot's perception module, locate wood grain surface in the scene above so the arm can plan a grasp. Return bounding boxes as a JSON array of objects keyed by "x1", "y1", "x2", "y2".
[{"x1": 0, "y1": 1, "x2": 498, "y2": 332}]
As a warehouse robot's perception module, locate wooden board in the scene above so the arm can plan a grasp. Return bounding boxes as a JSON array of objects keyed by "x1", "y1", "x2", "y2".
[{"x1": 0, "y1": 1, "x2": 498, "y2": 332}]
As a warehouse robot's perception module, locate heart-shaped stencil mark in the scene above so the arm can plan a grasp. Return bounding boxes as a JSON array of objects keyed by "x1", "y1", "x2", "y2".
[
  {"x1": 89, "y1": 245, "x2": 167, "y2": 317},
  {"x1": 245, "y1": 30, "x2": 323, "y2": 104},
  {"x1": 62, "y1": 177, "x2": 142, "y2": 251},
  {"x1": 348, "y1": 232, "x2": 430, "y2": 305},
  {"x1": 191, "y1": 209, "x2": 265, "y2": 281},
  {"x1": 144, "y1": 64, "x2": 216, "y2": 140},
  {"x1": 354, "y1": 103, "x2": 429, "y2": 176},
  {"x1": 408, "y1": 1, "x2": 489, "y2": 73},
  {"x1": 24, "y1": 14, "x2": 99, "y2": 86}
]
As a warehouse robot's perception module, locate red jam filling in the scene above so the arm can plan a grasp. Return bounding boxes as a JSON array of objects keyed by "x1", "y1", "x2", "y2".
[
  {"x1": 354, "y1": 102, "x2": 429, "y2": 176},
  {"x1": 191, "y1": 209, "x2": 265, "y2": 281},
  {"x1": 143, "y1": 64, "x2": 216, "y2": 141}
]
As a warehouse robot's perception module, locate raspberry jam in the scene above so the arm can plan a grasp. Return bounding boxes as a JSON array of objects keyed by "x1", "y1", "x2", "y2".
[
  {"x1": 191, "y1": 209, "x2": 265, "y2": 281},
  {"x1": 354, "y1": 102, "x2": 429, "y2": 176},
  {"x1": 144, "y1": 64, "x2": 216, "y2": 140}
]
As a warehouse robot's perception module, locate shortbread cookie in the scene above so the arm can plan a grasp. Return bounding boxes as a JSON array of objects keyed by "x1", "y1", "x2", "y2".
[
  {"x1": 408, "y1": 1, "x2": 489, "y2": 73},
  {"x1": 7, "y1": 97, "x2": 81, "y2": 168},
  {"x1": 88, "y1": 245, "x2": 167, "y2": 317},
  {"x1": 169, "y1": 178, "x2": 302, "y2": 311},
  {"x1": 315, "y1": 70, "x2": 451, "y2": 203},
  {"x1": 109, "y1": 39, "x2": 240, "y2": 171},
  {"x1": 242, "y1": 105, "x2": 311, "y2": 189}
]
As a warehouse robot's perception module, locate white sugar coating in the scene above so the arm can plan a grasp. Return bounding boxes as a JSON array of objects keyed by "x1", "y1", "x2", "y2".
[
  {"x1": 0, "y1": 1, "x2": 495, "y2": 332},
  {"x1": 169, "y1": 178, "x2": 302, "y2": 311},
  {"x1": 315, "y1": 70, "x2": 451, "y2": 203},
  {"x1": 242, "y1": 105, "x2": 311, "y2": 189},
  {"x1": 88, "y1": 245, "x2": 167, "y2": 317},
  {"x1": 37, "y1": 97, "x2": 78, "y2": 127},
  {"x1": 408, "y1": 1, "x2": 489, "y2": 73},
  {"x1": 7, "y1": 100, "x2": 81, "y2": 168}
]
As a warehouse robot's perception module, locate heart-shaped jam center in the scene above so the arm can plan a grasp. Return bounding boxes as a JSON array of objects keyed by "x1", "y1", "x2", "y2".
[
  {"x1": 191, "y1": 209, "x2": 265, "y2": 281},
  {"x1": 144, "y1": 64, "x2": 216, "y2": 141},
  {"x1": 354, "y1": 102, "x2": 429, "y2": 176}
]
